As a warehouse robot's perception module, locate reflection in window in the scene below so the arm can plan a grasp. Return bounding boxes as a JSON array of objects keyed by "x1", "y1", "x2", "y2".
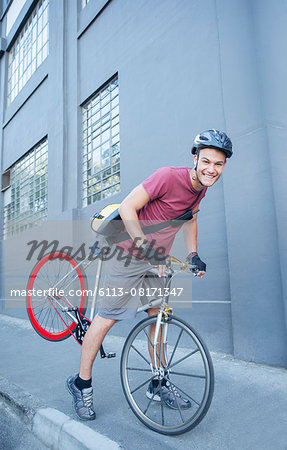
[
  {"x1": 82, "y1": 0, "x2": 91, "y2": 8},
  {"x1": 3, "y1": 139, "x2": 48, "y2": 238},
  {"x1": 7, "y1": 0, "x2": 49, "y2": 105},
  {"x1": 82, "y1": 77, "x2": 120, "y2": 206}
]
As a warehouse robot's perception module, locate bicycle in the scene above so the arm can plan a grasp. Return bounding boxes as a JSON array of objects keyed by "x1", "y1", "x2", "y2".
[{"x1": 26, "y1": 242, "x2": 214, "y2": 435}]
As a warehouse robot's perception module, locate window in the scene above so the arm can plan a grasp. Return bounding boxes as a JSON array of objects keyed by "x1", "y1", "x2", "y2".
[
  {"x1": 3, "y1": 139, "x2": 48, "y2": 238},
  {"x1": 81, "y1": 0, "x2": 91, "y2": 8},
  {"x1": 7, "y1": 0, "x2": 49, "y2": 105},
  {"x1": 6, "y1": 0, "x2": 27, "y2": 36},
  {"x1": 82, "y1": 77, "x2": 120, "y2": 206}
]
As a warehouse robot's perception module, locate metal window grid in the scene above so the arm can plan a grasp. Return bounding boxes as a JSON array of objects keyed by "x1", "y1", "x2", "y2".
[
  {"x1": 3, "y1": 139, "x2": 48, "y2": 239},
  {"x1": 7, "y1": 0, "x2": 49, "y2": 105},
  {"x1": 82, "y1": 77, "x2": 120, "y2": 206}
]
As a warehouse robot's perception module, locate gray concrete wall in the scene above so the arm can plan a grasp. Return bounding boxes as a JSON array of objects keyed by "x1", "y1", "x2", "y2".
[
  {"x1": 252, "y1": 0, "x2": 287, "y2": 357},
  {"x1": 216, "y1": 0, "x2": 287, "y2": 365},
  {"x1": 0, "y1": 0, "x2": 286, "y2": 366}
]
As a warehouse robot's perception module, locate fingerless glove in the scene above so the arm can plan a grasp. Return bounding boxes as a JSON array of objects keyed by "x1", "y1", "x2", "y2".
[{"x1": 186, "y1": 252, "x2": 206, "y2": 272}]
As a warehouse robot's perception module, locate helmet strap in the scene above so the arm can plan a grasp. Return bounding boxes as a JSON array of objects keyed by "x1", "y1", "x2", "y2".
[
  {"x1": 194, "y1": 149, "x2": 200, "y2": 171},
  {"x1": 193, "y1": 150, "x2": 205, "y2": 188}
]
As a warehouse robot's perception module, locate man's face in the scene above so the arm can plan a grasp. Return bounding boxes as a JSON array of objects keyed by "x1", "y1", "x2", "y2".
[{"x1": 194, "y1": 147, "x2": 226, "y2": 187}]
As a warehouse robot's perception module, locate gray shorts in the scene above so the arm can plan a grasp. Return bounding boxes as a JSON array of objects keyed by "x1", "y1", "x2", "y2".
[{"x1": 97, "y1": 247, "x2": 164, "y2": 320}]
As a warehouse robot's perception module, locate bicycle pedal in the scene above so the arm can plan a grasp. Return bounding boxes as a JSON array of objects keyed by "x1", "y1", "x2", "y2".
[
  {"x1": 107, "y1": 352, "x2": 116, "y2": 358},
  {"x1": 62, "y1": 307, "x2": 78, "y2": 312}
]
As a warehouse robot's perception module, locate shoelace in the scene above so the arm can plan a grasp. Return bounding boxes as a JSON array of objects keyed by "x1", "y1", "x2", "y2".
[
  {"x1": 165, "y1": 382, "x2": 180, "y2": 398},
  {"x1": 82, "y1": 390, "x2": 94, "y2": 409}
]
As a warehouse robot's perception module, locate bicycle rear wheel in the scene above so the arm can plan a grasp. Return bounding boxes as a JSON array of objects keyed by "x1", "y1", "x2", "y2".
[
  {"x1": 120, "y1": 315, "x2": 214, "y2": 435},
  {"x1": 26, "y1": 252, "x2": 87, "y2": 341}
]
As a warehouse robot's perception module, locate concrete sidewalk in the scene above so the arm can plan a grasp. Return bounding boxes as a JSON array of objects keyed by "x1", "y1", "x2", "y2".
[{"x1": 0, "y1": 312, "x2": 286, "y2": 449}]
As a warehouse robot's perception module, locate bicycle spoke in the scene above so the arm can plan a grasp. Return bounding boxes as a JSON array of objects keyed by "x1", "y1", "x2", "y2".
[
  {"x1": 168, "y1": 328, "x2": 183, "y2": 367},
  {"x1": 41, "y1": 263, "x2": 54, "y2": 289},
  {"x1": 40, "y1": 305, "x2": 51, "y2": 329},
  {"x1": 44, "y1": 307, "x2": 52, "y2": 331},
  {"x1": 168, "y1": 381, "x2": 185, "y2": 424},
  {"x1": 143, "y1": 328, "x2": 165, "y2": 369},
  {"x1": 168, "y1": 349, "x2": 199, "y2": 370},
  {"x1": 127, "y1": 367, "x2": 152, "y2": 373},
  {"x1": 33, "y1": 298, "x2": 49, "y2": 311},
  {"x1": 130, "y1": 344, "x2": 151, "y2": 366},
  {"x1": 143, "y1": 389, "x2": 156, "y2": 415},
  {"x1": 56, "y1": 309, "x2": 61, "y2": 332},
  {"x1": 34, "y1": 305, "x2": 48, "y2": 318},
  {"x1": 50, "y1": 308, "x2": 56, "y2": 332},
  {"x1": 47, "y1": 303, "x2": 57, "y2": 332},
  {"x1": 171, "y1": 371, "x2": 206, "y2": 379},
  {"x1": 130, "y1": 375, "x2": 154, "y2": 395},
  {"x1": 45, "y1": 295, "x2": 64, "y2": 332},
  {"x1": 164, "y1": 377, "x2": 200, "y2": 407},
  {"x1": 56, "y1": 294, "x2": 73, "y2": 308},
  {"x1": 159, "y1": 381, "x2": 165, "y2": 426}
]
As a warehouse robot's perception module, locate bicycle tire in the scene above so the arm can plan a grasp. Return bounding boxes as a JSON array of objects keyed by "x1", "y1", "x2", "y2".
[
  {"x1": 26, "y1": 252, "x2": 88, "y2": 341},
  {"x1": 120, "y1": 314, "x2": 214, "y2": 435}
]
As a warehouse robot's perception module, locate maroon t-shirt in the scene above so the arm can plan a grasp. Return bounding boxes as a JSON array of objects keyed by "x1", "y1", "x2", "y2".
[{"x1": 117, "y1": 166, "x2": 207, "y2": 255}]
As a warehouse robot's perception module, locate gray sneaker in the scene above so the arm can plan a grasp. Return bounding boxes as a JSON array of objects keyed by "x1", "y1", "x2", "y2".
[
  {"x1": 66, "y1": 374, "x2": 96, "y2": 420},
  {"x1": 146, "y1": 380, "x2": 191, "y2": 409}
]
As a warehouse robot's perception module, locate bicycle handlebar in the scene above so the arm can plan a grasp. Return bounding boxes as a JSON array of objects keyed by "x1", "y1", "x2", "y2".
[{"x1": 147, "y1": 256, "x2": 200, "y2": 277}]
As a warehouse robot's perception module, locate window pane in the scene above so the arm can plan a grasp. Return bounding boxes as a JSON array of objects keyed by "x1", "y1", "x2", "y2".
[{"x1": 82, "y1": 77, "x2": 120, "y2": 205}]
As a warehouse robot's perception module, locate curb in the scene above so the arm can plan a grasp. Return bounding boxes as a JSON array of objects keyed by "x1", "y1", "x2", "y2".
[{"x1": 0, "y1": 376, "x2": 121, "y2": 450}]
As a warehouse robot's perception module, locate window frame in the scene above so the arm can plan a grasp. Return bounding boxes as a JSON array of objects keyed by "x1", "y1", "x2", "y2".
[
  {"x1": 7, "y1": 0, "x2": 49, "y2": 105},
  {"x1": 3, "y1": 138, "x2": 48, "y2": 239}
]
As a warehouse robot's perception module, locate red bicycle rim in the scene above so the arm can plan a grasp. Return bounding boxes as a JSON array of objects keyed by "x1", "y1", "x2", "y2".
[{"x1": 27, "y1": 252, "x2": 86, "y2": 340}]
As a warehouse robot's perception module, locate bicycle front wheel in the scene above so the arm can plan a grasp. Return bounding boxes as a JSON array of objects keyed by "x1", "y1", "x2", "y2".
[
  {"x1": 26, "y1": 252, "x2": 87, "y2": 341},
  {"x1": 120, "y1": 315, "x2": 214, "y2": 435}
]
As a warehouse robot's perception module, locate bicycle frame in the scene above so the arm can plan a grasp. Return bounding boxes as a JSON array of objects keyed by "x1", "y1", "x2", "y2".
[{"x1": 40, "y1": 242, "x2": 190, "y2": 357}]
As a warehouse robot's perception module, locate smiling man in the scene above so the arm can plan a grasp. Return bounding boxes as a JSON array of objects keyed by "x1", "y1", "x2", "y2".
[
  {"x1": 66, "y1": 129, "x2": 233, "y2": 421},
  {"x1": 185, "y1": 130, "x2": 232, "y2": 277}
]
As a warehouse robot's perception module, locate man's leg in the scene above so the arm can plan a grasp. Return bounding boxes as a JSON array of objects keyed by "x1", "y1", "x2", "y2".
[
  {"x1": 145, "y1": 306, "x2": 191, "y2": 409},
  {"x1": 147, "y1": 307, "x2": 167, "y2": 367},
  {"x1": 79, "y1": 314, "x2": 116, "y2": 380},
  {"x1": 66, "y1": 314, "x2": 116, "y2": 420}
]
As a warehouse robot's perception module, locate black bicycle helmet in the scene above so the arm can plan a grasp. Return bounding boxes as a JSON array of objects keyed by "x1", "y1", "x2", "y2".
[{"x1": 191, "y1": 129, "x2": 233, "y2": 158}]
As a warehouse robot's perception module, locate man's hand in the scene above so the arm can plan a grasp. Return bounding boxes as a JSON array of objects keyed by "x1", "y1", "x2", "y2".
[
  {"x1": 196, "y1": 269, "x2": 206, "y2": 279},
  {"x1": 186, "y1": 252, "x2": 206, "y2": 279},
  {"x1": 157, "y1": 264, "x2": 166, "y2": 278},
  {"x1": 139, "y1": 242, "x2": 168, "y2": 278}
]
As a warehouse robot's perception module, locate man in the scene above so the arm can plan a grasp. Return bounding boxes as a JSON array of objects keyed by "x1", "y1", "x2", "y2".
[{"x1": 66, "y1": 129, "x2": 233, "y2": 420}]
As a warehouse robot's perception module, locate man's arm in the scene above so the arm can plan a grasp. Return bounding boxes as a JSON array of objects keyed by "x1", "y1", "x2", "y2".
[
  {"x1": 118, "y1": 184, "x2": 166, "y2": 276},
  {"x1": 183, "y1": 205, "x2": 206, "y2": 278},
  {"x1": 118, "y1": 184, "x2": 150, "y2": 248},
  {"x1": 183, "y1": 205, "x2": 199, "y2": 253}
]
